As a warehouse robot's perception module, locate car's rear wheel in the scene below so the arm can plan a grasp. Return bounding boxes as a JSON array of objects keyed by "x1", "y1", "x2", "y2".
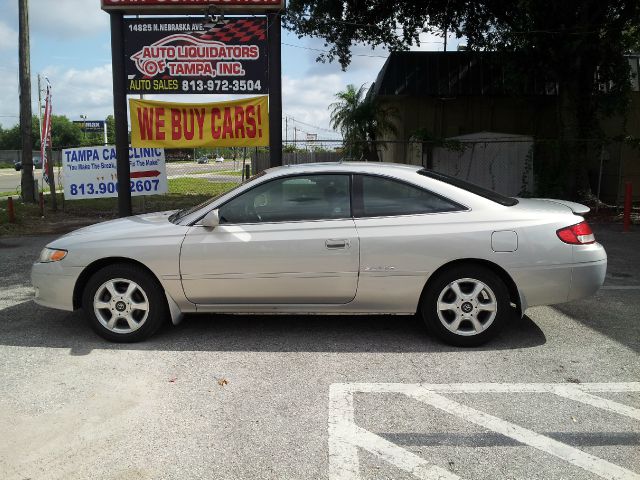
[
  {"x1": 421, "y1": 265, "x2": 511, "y2": 347},
  {"x1": 82, "y1": 264, "x2": 167, "y2": 342}
]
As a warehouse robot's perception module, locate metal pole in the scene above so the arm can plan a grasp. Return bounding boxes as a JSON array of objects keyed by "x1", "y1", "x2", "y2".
[
  {"x1": 267, "y1": 13, "x2": 282, "y2": 168},
  {"x1": 595, "y1": 147, "x2": 605, "y2": 213},
  {"x1": 37, "y1": 74, "x2": 43, "y2": 193},
  {"x1": 623, "y1": 182, "x2": 632, "y2": 233},
  {"x1": 110, "y1": 12, "x2": 132, "y2": 217}
]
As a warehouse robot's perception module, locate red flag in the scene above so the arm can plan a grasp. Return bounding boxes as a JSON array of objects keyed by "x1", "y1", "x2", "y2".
[{"x1": 41, "y1": 82, "x2": 52, "y2": 183}]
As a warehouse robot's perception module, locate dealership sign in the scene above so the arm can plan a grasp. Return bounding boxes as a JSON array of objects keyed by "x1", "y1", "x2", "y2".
[
  {"x1": 73, "y1": 120, "x2": 106, "y2": 133},
  {"x1": 62, "y1": 146, "x2": 168, "y2": 200},
  {"x1": 124, "y1": 17, "x2": 267, "y2": 94},
  {"x1": 101, "y1": 0, "x2": 284, "y2": 13},
  {"x1": 129, "y1": 96, "x2": 269, "y2": 148}
]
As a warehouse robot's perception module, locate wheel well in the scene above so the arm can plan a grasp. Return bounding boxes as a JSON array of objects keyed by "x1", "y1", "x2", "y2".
[
  {"x1": 72, "y1": 257, "x2": 163, "y2": 310},
  {"x1": 419, "y1": 259, "x2": 522, "y2": 315}
]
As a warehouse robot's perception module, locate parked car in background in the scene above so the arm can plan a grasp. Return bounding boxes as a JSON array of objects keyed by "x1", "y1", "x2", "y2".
[
  {"x1": 215, "y1": 155, "x2": 224, "y2": 163},
  {"x1": 31, "y1": 163, "x2": 606, "y2": 346},
  {"x1": 196, "y1": 156, "x2": 209, "y2": 164},
  {"x1": 14, "y1": 157, "x2": 42, "y2": 171}
]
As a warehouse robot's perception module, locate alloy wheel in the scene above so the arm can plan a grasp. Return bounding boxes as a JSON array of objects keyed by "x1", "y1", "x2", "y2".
[
  {"x1": 436, "y1": 277, "x2": 498, "y2": 336},
  {"x1": 93, "y1": 278, "x2": 150, "y2": 334}
]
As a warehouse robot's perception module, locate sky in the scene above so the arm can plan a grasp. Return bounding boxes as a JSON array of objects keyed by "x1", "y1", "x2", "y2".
[{"x1": 0, "y1": 0, "x2": 460, "y2": 140}]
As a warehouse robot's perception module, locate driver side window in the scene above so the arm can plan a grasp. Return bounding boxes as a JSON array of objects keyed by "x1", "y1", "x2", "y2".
[{"x1": 218, "y1": 174, "x2": 350, "y2": 224}]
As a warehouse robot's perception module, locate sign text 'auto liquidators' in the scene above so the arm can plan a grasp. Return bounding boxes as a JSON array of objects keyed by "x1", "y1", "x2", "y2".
[
  {"x1": 129, "y1": 96, "x2": 269, "y2": 148},
  {"x1": 62, "y1": 145, "x2": 168, "y2": 200}
]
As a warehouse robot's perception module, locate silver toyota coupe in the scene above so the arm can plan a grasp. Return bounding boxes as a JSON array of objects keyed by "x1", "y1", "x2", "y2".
[{"x1": 31, "y1": 163, "x2": 606, "y2": 346}]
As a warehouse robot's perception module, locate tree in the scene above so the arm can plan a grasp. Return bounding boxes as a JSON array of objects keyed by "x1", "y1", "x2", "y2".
[
  {"x1": 329, "y1": 84, "x2": 397, "y2": 161},
  {"x1": 106, "y1": 115, "x2": 115, "y2": 144},
  {"x1": 285, "y1": 0, "x2": 640, "y2": 198}
]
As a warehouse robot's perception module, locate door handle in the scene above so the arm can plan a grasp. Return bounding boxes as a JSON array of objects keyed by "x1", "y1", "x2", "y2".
[{"x1": 325, "y1": 239, "x2": 350, "y2": 249}]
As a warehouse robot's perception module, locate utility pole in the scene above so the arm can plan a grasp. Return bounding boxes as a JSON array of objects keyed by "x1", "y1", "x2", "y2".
[{"x1": 19, "y1": 0, "x2": 35, "y2": 202}]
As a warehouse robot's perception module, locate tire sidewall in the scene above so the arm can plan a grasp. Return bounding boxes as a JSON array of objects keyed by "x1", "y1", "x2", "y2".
[
  {"x1": 421, "y1": 265, "x2": 511, "y2": 347},
  {"x1": 82, "y1": 264, "x2": 167, "y2": 342}
]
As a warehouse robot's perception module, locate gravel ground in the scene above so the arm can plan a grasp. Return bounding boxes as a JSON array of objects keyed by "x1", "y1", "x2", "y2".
[{"x1": 0, "y1": 224, "x2": 637, "y2": 480}]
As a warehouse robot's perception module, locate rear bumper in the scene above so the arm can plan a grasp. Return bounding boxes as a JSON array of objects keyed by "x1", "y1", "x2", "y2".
[
  {"x1": 567, "y1": 258, "x2": 607, "y2": 302},
  {"x1": 512, "y1": 243, "x2": 607, "y2": 310}
]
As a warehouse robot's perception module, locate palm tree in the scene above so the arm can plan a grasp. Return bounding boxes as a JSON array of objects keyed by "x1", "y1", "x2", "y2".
[{"x1": 329, "y1": 84, "x2": 397, "y2": 161}]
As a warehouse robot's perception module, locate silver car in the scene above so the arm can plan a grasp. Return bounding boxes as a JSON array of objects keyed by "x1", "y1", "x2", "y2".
[{"x1": 31, "y1": 163, "x2": 606, "y2": 346}]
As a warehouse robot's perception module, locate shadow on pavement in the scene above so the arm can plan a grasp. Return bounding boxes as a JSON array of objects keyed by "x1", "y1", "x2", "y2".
[
  {"x1": 554, "y1": 295, "x2": 640, "y2": 354},
  {"x1": 0, "y1": 301, "x2": 546, "y2": 355}
]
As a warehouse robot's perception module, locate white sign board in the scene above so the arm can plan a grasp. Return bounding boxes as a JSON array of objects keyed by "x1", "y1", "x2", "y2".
[{"x1": 62, "y1": 146, "x2": 168, "y2": 200}]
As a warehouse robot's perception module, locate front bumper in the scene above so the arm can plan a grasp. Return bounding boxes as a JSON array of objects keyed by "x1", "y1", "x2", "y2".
[{"x1": 31, "y1": 261, "x2": 82, "y2": 311}]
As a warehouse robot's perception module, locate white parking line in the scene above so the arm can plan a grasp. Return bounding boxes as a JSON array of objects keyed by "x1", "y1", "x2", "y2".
[
  {"x1": 0, "y1": 285, "x2": 34, "y2": 311},
  {"x1": 329, "y1": 384, "x2": 460, "y2": 480},
  {"x1": 328, "y1": 382, "x2": 640, "y2": 480}
]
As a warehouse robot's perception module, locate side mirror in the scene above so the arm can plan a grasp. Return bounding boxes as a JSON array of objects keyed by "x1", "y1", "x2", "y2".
[{"x1": 201, "y1": 209, "x2": 220, "y2": 229}]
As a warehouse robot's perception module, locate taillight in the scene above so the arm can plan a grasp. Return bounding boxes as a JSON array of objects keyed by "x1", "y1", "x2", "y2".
[{"x1": 557, "y1": 221, "x2": 595, "y2": 245}]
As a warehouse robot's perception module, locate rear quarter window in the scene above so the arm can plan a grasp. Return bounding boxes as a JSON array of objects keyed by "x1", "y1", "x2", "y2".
[
  {"x1": 418, "y1": 169, "x2": 519, "y2": 206},
  {"x1": 357, "y1": 174, "x2": 465, "y2": 217}
]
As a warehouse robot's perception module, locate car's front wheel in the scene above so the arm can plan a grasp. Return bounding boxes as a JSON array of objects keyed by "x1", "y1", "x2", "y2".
[
  {"x1": 82, "y1": 264, "x2": 168, "y2": 342},
  {"x1": 421, "y1": 265, "x2": 511, "y2": 347}
]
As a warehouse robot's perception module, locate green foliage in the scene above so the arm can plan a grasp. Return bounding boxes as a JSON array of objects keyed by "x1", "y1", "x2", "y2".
[
  {"x1": 106, "y1": 115, "x2": 115, "y2": 144},
  {"x1": 329, "y1": 83, "x2": 397, "y2": 161},
  {"x1": 286, "y1": 0, "x2": 640, "y2": 198}
]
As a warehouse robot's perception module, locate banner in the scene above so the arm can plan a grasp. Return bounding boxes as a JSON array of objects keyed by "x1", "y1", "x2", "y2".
[
  {"x1": 62, "y1": 146, "x2": 168, "y2": 200},
  {"x1": 124, "y1": 17, "x2": 267, "y2": 95},
  {"x1": 130, "y1": 96, "x2": 269, "y2": 148},
  {"x1": 40, "y1": 81, "x2": 52, "y2": 184}
]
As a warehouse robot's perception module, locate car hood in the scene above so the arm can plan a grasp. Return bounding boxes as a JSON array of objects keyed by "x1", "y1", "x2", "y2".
[{"x1": 51, "y1": 210, "x2": 182, "y2": 247}]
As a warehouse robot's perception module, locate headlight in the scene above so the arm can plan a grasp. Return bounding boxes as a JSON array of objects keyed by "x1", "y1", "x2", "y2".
[{"x1": 39, "y1": 248, "x2": 67, "y2": 263}]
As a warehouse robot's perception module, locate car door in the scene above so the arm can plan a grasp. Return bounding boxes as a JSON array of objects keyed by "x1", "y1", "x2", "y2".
[
  {"x1": 352, "y1": 174, "x2": 469, "y2": 306},
  {"x1": 180, "y1": 173, "x2": 359, "y2": 305}
]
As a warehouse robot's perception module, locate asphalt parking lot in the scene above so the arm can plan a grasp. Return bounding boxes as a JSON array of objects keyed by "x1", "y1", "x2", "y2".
[{"x1": 0, "y1": 224, "x2": 638, "y2": 480}]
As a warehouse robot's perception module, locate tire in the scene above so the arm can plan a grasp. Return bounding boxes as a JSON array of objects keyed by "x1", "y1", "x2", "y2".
[
  {"x1": 81, "y1": 263, "x2": 168, "y2": 342},
  {"x1": 420, "y1": 265, "x2": 511, "y2": 347}
]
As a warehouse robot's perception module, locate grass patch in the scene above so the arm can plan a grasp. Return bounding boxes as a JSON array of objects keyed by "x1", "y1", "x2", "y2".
[
  {"x1": 0, "y1": 180, "x2": 237, "y2": 237},
  {"x1": 168, "y1": 177, "x2": 237, "y2": 195}
]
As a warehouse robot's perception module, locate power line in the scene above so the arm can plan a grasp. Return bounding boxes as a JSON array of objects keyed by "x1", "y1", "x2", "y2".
[
  {"x1": 282, "y1": 42, "x2": 389, "y2": 58},
  {"x1": 284, "y1": 115, "x2": 338, "y2": 134}
]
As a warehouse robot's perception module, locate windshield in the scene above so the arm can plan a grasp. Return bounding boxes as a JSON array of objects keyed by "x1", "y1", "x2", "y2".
[
  {"x1": 418, "y1": 169, "x2": 519, "y2": 206},
  {"x1": 169, "y1": 171, "x2": 267, "y2": 223}
]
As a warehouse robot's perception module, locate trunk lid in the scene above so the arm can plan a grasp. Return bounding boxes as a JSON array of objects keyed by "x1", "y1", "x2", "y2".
[{"x1": 513, "y1": 198, "x2": 590, "y2": 216}]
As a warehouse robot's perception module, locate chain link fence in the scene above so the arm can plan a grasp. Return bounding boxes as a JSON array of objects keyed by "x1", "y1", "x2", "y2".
[
  {"x1": 253, "y1": 138, "x2": 638, "y2": 207},
  {"x1": 1, "y1": 138, "x2": 638, "y2": 217}
]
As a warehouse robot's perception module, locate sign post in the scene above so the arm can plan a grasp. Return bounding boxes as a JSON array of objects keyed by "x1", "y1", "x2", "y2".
[
  {"x1": 102, "y1": 0, "x2": 284, "y2": 217},
  {"x1": 267, "y1": 12, "x2": 282, "y2": 168},
  {"x1": 109, "y1": 12, "x2": 132, "y2": 217}
]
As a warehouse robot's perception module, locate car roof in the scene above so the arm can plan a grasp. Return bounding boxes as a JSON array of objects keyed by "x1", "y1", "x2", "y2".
[{"x1": 264, "y1": 162, "x2": 423, "y2": 175}]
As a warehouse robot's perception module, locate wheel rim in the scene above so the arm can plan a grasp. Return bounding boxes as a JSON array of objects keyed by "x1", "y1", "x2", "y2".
[
  {"x1": 93, "y1": 278, "x2": 150, "y2": 334},
  {"x1": 436, "y1": 277, "x2": 498, "y2": 336}
]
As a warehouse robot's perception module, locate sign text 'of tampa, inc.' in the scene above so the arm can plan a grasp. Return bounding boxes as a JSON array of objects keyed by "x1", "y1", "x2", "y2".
[{"x1": 124, "y1": 18, "x2": 268, "y2": 94}]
